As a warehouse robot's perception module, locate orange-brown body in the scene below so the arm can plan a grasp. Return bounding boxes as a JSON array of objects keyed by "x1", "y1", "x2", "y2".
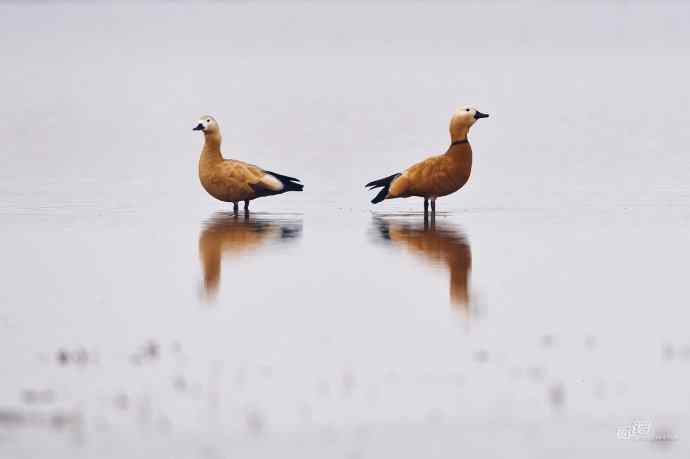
[
  {"x1": 388, "y1": 142, "x2": 472, "y2": 199},
  {"x1": 198, "y1": 135, "x2": 267, "y2": 202}
]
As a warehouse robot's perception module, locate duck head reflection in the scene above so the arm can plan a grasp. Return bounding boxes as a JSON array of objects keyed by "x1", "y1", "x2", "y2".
[
  {"x1": 372, "y1": 216, "x2": 472, "y2": 316},
  {"x1": 199, "y1": 212, "x2": 303, "y2": 298}
]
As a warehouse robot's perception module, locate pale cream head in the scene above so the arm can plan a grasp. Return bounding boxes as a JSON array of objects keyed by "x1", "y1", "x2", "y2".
[
  {"x1": 193, "y1": 115, "x2": 219, "y2": 134},
  {"x1": 449, "y1": 105, "x2": 489, "y2": 141}
]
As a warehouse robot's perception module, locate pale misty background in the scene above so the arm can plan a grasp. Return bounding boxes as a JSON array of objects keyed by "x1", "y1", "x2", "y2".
[{"x1": 1, "y1": 2, "x2": 689, "y2": 458}]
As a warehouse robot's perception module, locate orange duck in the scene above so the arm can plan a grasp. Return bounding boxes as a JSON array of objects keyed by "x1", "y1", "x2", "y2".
[
  {"x1": 366, "y1": 106, "x2": 488, "y2": 217},
  {"x1": 194, "y1": 115, "x2": 303, "y2": 214}
]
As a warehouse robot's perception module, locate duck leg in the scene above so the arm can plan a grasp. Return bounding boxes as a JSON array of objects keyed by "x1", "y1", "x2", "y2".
[
  {"x1": 430, "y1": 198, "x2": 436, "y2": 223},
  {"x1": 233, "y1": 202, "x2": 239, "y2": 216},
  {"x1": 244, "y1": 200, "x2": 250, "y2": 216},
  {"x1": 424, "y1": 198, "x2": 429, "y2": 223}
]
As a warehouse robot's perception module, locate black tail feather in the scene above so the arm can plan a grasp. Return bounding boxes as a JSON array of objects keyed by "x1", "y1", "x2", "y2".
[
  {"x1": 265, "y1": 170, "x2": 304, "y2": 192},
  {"x1": 366, "y1": 173, "x2": 400, "y2": 204},
  {"x1": 366, "y1": 173, "x2": 399, "y2": 189}
]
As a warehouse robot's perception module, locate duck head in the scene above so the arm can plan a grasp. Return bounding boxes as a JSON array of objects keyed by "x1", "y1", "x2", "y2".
[
  {"x1": 193, "y1": 115, "x2": 219, "y2": 134},
  {"x1": 449, "y1": 106, "x2": 489, "y2": 141}
]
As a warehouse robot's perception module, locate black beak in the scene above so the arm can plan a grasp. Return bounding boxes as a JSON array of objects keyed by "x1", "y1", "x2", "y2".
[
  {"x1": 193, "y1": 123, "x2": 205, "y2": 131},
  {"x1": 474, "y1": 111, "x2": 489, "y2": 120}
]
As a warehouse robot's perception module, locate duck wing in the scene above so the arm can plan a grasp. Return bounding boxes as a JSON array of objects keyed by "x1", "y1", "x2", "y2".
[{"x1": 220, "y1": 160, "x2": 303, "y2": 196}]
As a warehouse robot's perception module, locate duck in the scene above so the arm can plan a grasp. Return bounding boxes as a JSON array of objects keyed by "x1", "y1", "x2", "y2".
[
  {"x1": 193, "y1": 115, "x2": 303, "y2": 214},
  {"x1": 366, "y1": 106, "x2": 488, "y2": 218}
]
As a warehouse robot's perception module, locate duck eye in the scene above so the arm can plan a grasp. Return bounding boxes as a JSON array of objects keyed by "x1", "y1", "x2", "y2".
[{"x1": 465, "y1": 108, "x2": 470, "y2": 112}]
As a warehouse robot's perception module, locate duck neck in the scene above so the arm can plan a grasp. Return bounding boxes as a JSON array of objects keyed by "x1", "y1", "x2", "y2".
[
  {"x1": 446, "y1": 138, "x2": 472, "y2": 156},
  {"x1": 450, "y1": 126, "x2": 470, "y2": 144},
  {"x1": 446, "y1": 134, "x2": 473, "y2": 172},
  {"x1": 201, "y1": 131, "x2": 223, "y2": 163}
]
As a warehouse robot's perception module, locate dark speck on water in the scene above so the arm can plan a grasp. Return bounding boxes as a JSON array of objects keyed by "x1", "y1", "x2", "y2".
[
  {"x1": 0, "y1": 409, "x2": 81, "y2": 430},
  {"x1": 145, "y1": 341, "x2": 159, "y2": 359},
  {"x1": 56, "y1": 348, "x2": 91, "y2": 366},
  {"x1": 0, "y1": 410, "x2": 25, "y2": 427},
  {"x1": 57, "y1": 350, "x2": 69, "y2": 366},
  {"x1": 21, "y1": 389, "x2": 55, "y2": 405},
  {"x1": 173, "y1": 375, "x2": 188, "y2": 392},
  {"x1": 341, "y1": 369, "x2": 355, "y2": 398},
  {"x1": 540, "y1": 334, "x2": 556, "y2": 348},
  {"x1": 473, "y1": 350, "x2": 489, "y2": 363},
  {"x1": 548, "y1": 383, "x2": 565, "y2": 410},
  {"x1": 114, "y1": 393, "x2": 129, "y2": 411},
  {"x1": 130, "y1": 340, "x2": 161, "y2": 365},
  {"x1": 245, "y1": 408, "x2": 266, "y2": 435}
]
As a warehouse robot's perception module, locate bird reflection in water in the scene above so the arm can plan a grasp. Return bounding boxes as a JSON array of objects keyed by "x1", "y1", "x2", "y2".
[
  {"x1": 199, "y1": 212, "x2": 302, "y2": 298},
  {"x1": 372, "y1": 215, "x2": 473, "y2": 317}
]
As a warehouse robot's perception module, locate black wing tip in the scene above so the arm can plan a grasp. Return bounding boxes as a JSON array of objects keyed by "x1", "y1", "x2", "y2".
[
  {"x1": 264, "y1": 170, "x2": 303, "y2": 192},
  {"x1": 281, "y1": 180, "x2": 303, "y2": 192}
]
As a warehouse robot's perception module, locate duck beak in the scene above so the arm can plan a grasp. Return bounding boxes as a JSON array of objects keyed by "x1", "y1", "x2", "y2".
[
  {"x1": 474, "y1": 111, "x2": 489, "y2": 120},
  {"x1": 193, "y1": 123, "x2": 205, "y2": 131}
]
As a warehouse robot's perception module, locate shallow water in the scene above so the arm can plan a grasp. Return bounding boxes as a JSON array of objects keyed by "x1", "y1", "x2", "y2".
[{"x1": 2, "y1": 2, "x2": 690, "y2": 458}]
